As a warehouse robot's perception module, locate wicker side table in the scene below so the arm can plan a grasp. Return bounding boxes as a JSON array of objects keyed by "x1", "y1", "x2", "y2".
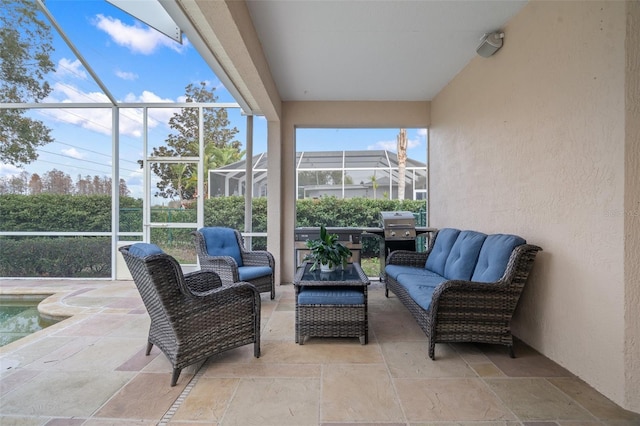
[{"x1": 293, "y1": 262, "x2": 370, "y2": 345}]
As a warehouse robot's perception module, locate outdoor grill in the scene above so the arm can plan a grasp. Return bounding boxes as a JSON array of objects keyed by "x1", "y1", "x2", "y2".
[
  {"x1": 380, "y1": 211, "x2": 417, "y2": 241},
  {"x1": 379, "y1": 210, "x2": 418, "y2": 256},
  {"x1": 378, "y1": 211, "x2": 419, "y2": 280}
]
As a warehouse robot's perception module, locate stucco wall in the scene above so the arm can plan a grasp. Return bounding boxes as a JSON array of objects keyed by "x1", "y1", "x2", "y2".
[
  {"x1": 624, "y1": 0, "x2": 640, "y2": 411},
  {"x1": 430, "y1": 0, "x2": 634, "y2": 409}
]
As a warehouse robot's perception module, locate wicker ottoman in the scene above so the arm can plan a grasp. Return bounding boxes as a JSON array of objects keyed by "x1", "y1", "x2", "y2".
[{"x1": 293, "y1": 262, "x2": 370, "y2": 345}]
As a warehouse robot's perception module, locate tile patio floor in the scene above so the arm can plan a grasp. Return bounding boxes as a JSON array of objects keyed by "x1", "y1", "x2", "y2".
[{"x1": 1, "y1": 278, "x2": 639, "y2": 426}]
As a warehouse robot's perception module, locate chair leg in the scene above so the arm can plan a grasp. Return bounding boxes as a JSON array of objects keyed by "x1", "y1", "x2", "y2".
[
  {"x1": 508, "y1": 344, "x2": 516, "y2": 358},
  {"x1": 428, "y1": 341, "x2": 436, "y2": 360},
  {"x1": 171, "y1": 368, "x2": 182, "y2": 387},
  {"x1": 145, "y1": 342, "x2": 153, "y2": 356}
]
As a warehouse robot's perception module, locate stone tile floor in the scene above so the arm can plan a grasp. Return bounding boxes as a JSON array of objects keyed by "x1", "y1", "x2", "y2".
[{"x1": 1, "y1": 278, "x2": 639, "y2": 425}]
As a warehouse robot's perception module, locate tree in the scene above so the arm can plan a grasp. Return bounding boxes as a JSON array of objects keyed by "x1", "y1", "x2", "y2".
[
  {"x1": 42, "y1": 169, "x2": 73, "y2": 194},
  {"x1": 147, "y1": 82, "x2": 243, "y2": 204},
  {"x1": 0, "y1": 0, "x2": 55, "y2": 166},
  {"x1": 28, "y1": 173, "x2": 43, "y2": 194},
  {"x1": 119, "y1": 178, "x2": 130, "y2": 197},
  {"x1": 397, "y1": 128, "x2": 407, "y2": 200},
  {"x1": 370, "y1": 173, "x2": 379, "y2": 199}
]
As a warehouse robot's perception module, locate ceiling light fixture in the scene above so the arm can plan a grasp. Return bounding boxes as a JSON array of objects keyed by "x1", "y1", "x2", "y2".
[{"x1": 476, "y1": 31, "x2": 504, "y2": 57}]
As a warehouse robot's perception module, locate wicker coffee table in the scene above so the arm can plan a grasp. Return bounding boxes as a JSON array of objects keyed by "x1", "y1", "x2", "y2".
[{"x1": 293, "y1": 262, "x2": 370, "y2": 345}]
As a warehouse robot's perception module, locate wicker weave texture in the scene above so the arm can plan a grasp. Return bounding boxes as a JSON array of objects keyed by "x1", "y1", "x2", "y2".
[
  {"x1": 385, "y1": 233, "x2": 541, "y2": 359},
  {"x1": 193, "y1": 228, "x2": 275, "y2": 299},
  {"x1": 119, "y1": 245, "x2": 261, "y2": 386},
  {"x1": 294, "y1": 263, "x2": 369, "y2": 345}
]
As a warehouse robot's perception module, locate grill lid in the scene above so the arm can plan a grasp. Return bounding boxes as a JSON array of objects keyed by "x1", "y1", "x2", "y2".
[{"x1": 380, "y1": 211, "x2": 416, "y2": 240}]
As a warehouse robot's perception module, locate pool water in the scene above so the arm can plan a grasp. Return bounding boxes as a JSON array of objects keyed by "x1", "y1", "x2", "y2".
[{"x1": 0, "y1": 299, "x2": 59, "y2": 347}]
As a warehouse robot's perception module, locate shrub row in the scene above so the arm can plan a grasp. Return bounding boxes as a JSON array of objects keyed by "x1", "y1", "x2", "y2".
[
  {"x1": 0, "y1": 194, "x2": 425, "y2": 277},
  {"x1": 0, "y1": 237, "x2": 111, "y2": 277}
]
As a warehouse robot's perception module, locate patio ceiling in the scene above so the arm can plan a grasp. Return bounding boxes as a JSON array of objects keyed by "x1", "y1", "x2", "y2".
[{"x1": 166, "y1": 0, "x2": 527, "y2": 116}]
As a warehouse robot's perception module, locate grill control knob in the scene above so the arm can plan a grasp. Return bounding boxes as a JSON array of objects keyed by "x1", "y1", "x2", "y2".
[
  {"x1": 405, "y1": 231, "x2": 410, "y2": 237},
  {"x1": 390, "y1": 231, "x2": 396, "y2": 237}
]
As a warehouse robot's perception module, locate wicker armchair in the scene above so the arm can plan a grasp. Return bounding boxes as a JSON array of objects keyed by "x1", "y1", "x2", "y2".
[
  {"x1": 385, "y1": 230, "x2": 541, "y2": 359},
  {"x1": 119, "y1": 243, "x2": 260, "y2": 386},
  {"x1": 193, "y1": 227, "x2": 275, "y2": 299}
]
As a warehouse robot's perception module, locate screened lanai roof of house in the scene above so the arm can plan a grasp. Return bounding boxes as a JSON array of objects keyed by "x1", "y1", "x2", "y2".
[{"x1": 214, "y1": 150, "x2": 426, "y2": 172}]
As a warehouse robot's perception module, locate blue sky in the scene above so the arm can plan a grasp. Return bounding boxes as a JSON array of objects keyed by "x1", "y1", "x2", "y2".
[{"x1": 2, "y1": 0, "x2": 427, "y2": 197}]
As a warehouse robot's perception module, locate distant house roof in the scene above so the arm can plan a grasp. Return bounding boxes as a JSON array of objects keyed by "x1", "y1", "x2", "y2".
[{"x1": 213, "y1": 150, "x2": 426, "y2": 172}]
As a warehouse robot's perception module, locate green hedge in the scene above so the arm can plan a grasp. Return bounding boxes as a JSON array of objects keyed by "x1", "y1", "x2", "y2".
[
  {"x1": 0, "y1": 194, "x2": 140, "y2": 232},
  {"x1": 0, "y1": 194, "x2": 425, "y2": 277},
  {"x1": 0, "y1": 237, "x2": 110, "y2": 277}
]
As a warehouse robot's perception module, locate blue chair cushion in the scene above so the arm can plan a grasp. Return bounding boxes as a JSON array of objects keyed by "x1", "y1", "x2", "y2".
[
  {"x1": 471, "y1": 234, "x2": 526, "y2": 282},
  {"x1": 200, "y1": 227, "x2": 243, "y2": 266},
  {"x1": 443, "y1": 230, "x2": 487, "y2": 280},
  {"x1": 425, "y1": 228, "x2": 461, "y2": 276},
  {"x1": 297, "y1": 286, "x2": 365, "y2": 305},
  {"x1": 128, "y1": 243, "x2": 164, "y2": 258},
  {"x1": 238, "y1": 266, "x2": 272, "y2": 281}
]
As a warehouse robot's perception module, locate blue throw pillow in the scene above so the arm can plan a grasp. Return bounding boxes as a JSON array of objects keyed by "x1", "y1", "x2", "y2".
[
  {"x1": 200, "y1": 227, "x2": 243, "y2": 266},
  {"x1": 128, "y1": 243, "x2": 164, "y2": 258},
  {"x1": 443, "y1": 230, "x2": 487, "y2": 280},
  {"x1": 471, "y1": 234, "x2": 526, "y2": 282},
  {"x1": 425, "y1": 228, "x2": 461, "y2": 276}
]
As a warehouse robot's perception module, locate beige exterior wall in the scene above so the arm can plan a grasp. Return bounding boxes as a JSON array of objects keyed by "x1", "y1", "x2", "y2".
[
  {"x1": 429, "y1": 0, "x2": 637, "y2": 410},
  {"x1": 278, "y1": 101, "x2": 430, "y2": 282},
  {"x1": 624, "y1": 0, "x2": 640, "y2": 409}
]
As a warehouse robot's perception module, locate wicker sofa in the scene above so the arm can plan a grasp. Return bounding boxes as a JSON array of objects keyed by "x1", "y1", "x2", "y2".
[{"x1": 384, "y1": 228, "x2": 541, "y2": 359}]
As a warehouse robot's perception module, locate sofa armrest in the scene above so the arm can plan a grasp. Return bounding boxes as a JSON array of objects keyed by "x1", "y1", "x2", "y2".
[{"x1": 386, "y1": 250, "x2": 429, "y2": 268}]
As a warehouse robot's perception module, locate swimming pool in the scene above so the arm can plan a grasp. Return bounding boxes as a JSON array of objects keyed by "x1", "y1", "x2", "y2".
[{"x1": 0, "y1": 296, "x2": 59, "y2": 347}]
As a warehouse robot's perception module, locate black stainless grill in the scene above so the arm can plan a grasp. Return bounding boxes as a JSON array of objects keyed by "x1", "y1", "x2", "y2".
[
  {"x1": 380, "y1": 210, "x2": 418, "y2": 262},
  {"x1": 380, "y1": 211, "x2": 417, "y2": 241}
]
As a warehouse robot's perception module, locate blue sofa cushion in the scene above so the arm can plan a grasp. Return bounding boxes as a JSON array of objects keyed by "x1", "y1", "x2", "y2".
[
  {"x1": 298, "y1": 286, "x2": 365, "y2": 305},
  {"x1": 398, "y1": 273, "x2": 446, "y2": 290},
  {"x1": 405, "y1": 284, "x2": 438, "y2": 310},
  {"x1": 425, "y1": 228, "x2": 461, "y2": 276},
  {"x1": 238, "y1": 266, "x2": 272, "y2": 281},
  {"x1": 128, "y1": 243, "x2": 164, "y2": 258},
  {"x1": 443, "y1": 230, "x2": 487, "y2": 280},
  {"x1": 385, "y1": 264, "x2": 442, "y2": 281},
  {"x1": 471, "y1": 234, "x2": 526, "y2": 282},
  {"x1": 200, "y1": 227, "x2": 243, "y2": 266}
]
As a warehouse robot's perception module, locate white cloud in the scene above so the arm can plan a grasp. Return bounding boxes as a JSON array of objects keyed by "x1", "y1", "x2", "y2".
[
  {"x1": 55, "y1": 58, "x2": 87, "y2": 80},
  {"x1": 115, "y1": 70, "x2": 138, "y2": 81},
  {"x1": 93, "y1": 14, "x2": 187, "y2": 55},
  {"x1": 367, "y1": 130, "x2": 425, "y2": 152},
  {"x1": 123, "y1": 90, "x2": 179, "y2": 126},
  {"x1": 0, "y1": 163, "x2": 23, "y2": 178},
  {"x1": 368, "y1": 140, "x2": 397, "y2": 151},
  {"x1": 61, "y1": 147, "x2": 84, "y2": 159},
  {"x1": 44, "y1": 82, "x2": 178, "y2": 138},
  {"x1": 368, "y1": 138, "x2": 421, "y2": 152}
]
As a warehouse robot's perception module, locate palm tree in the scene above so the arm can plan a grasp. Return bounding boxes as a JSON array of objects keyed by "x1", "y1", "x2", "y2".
[
  {"x1": 397, "y1": 129, "x2": 407, "y2": 200},
  {"x1": 370, "y1": 173, "x2": 379, "y2": 200},
  {"x1": 184, "y1": 142, "x2": 245, "y2": 199}
]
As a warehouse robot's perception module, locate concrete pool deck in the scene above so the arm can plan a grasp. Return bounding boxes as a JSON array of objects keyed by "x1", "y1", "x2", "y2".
[{"x1": 1, "y1": 278, "x2": 639, "y2": 425}]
